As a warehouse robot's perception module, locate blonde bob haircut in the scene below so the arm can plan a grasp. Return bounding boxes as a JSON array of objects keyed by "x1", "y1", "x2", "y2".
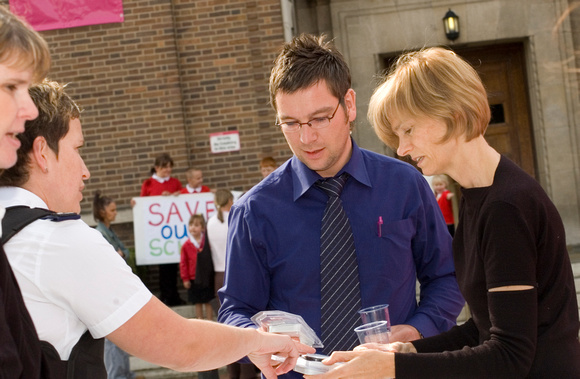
[
  {"x1": 0, "y1": 6, "x2": 50, "y2": 82},
  {"x1": 368, "y1": 47, "x2": 490, "y2": 150}
]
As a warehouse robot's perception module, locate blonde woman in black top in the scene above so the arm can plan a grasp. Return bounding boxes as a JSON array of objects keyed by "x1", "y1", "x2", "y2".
[{"x1": 307, "y1": 47, "x2": 580, "y2": 379}]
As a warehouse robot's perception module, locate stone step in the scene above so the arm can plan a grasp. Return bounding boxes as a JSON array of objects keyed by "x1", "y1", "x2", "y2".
[{"x1": 130, "y1": 363, "x2": 228, "y2": 379}]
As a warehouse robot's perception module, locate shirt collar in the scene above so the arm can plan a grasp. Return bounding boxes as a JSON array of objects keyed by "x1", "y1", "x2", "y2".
[
  {"x1": 152, "y1": 173, "x2": 169, "y2": 183},
  {"x1": 190, "y1": 234, "x2": 204, "y2": 249},
  {"x1": 186, "y1": 184, "x2": 201, "y2": 193},
  {"x1": 0, "y1": 186, "x2": 49, "y2": 209},
  {"x1": 96, "y1": 220, "x2": 110, "y2": 230},
  {"x1": 291, "y1": 138, "x2": 372, "y2": 201}
]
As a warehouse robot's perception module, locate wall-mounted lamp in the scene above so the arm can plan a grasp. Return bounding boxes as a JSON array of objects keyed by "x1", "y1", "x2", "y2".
[{"x1": 443, "y1": 9, "x2": 460, "y2": 41}]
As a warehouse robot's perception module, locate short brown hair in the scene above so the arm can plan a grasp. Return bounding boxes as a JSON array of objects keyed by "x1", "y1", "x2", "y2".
[
  {"x1": 0, "y1": 79, "x2": 81, "y2": 187},
  {"x1": 269, "y1": 33, "x2": 351, "y2": 111},
  {"x1": 155, "y1": 153, "x2": 173, "y2": 168},
  {"x1": 0, "y1": 6, "x2": 50, "y2": 82},
  {"x1": 185, "y1": 167, "x2": 201, "y2": 178},
  {"x1": 259, "y1": 156, "x2": 277, "y2": 169},
  {"x1": 368, "y1": 47, "x2": 490, "y2": 149}
]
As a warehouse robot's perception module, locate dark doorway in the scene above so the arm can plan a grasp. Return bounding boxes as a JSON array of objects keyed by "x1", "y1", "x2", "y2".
[{"x1": 457, "y1": 43, "x2": 536, "y2": 178}]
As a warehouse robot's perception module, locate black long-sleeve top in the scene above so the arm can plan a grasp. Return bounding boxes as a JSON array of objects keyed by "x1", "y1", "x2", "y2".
[{"x1": 396, "y1": 156, "x2": 580, "y2": 378}]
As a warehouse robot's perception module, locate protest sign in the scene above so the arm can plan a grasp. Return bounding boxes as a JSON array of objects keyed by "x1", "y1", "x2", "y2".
[{"x1": 132, "y1": 192, "x2": 241, "y2": 265}]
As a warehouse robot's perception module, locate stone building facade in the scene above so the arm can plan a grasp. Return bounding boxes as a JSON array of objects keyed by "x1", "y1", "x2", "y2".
[{"x1": 295, "y1": 0, "x2": 580, "y2": 246}]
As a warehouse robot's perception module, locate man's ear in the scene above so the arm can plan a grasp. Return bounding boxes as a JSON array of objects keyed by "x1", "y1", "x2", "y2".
[
  {"x1": 344, "y1": 88, "x2": 357, "y2": 123},
  {"x1": 31, "y1": 136, "x2": 50, "y2": 172}
]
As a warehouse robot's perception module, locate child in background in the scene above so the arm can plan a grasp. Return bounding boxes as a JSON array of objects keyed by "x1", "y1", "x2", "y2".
[
  {"x1": 180, "y1": 213, "x2": 220, "y2": 377},
  {"x1": 432, "y1": 174, "x2": 455, "y2": 236},
  {"x1": 181, "y1": 168, "x2": 211, "y2": 194},
  {"x1": 259, "y1": 156, "x2": 277, "y2": 179},
  {"x1": 93, "y1": 191, "x2": 129, "y2": 262},
  {"x1": 138, "y1": 153, "x2": 183, "y2": 306},
  {"x1": 140, "y1": 153, "x2": 182, "y2": 197},
  {"x1": 180, "y1": 214, "x2": 215, "y2": 320},
  {"x1": 206, "y1": 189, "x2": 234, "y2": 304},
  {"x1": 207, "y1": 190, "x2": 258, "y2": 379},
  {"x1": 93, "y1": 191, "x2": 136, "y2": 379}
]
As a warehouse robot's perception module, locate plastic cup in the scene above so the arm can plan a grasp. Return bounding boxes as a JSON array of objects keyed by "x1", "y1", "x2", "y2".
[
  {"x1": 358, "y1": 304, "x2": 391, "y2": 330},
  {"x1": 354, "y1": 320, "x2": 390, "y2": 344}
]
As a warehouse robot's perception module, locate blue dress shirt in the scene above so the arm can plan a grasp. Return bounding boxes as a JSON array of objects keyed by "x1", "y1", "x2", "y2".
[{"x1": 218, "y1": 140, "x2": 464, "y2": 371}]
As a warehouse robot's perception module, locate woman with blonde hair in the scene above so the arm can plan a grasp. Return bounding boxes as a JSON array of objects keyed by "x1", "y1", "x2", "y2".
[
  {"x1": 0, "y1": 5, "x2": 50, "y2": 377},
  {"x1": 307, "y1": 47, "x2": 580, "y2": 378}
]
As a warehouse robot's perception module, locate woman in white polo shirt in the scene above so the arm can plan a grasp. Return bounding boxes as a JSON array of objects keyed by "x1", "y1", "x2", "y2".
[{"x1": 0, "y1": 79, "x2": 313, "y2": 379}]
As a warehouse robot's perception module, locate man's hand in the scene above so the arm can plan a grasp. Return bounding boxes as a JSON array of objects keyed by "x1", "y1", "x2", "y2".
[{"x1": 388, "y1": 324, "x2": 421, "y2": 342}]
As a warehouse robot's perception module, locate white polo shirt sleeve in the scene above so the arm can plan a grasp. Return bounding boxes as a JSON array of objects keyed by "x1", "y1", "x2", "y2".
[{"x1": 6, "y1": 217, "x2": 152, "y2": 360}]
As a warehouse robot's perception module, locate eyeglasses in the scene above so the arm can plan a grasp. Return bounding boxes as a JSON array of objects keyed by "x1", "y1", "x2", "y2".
[{"x1": 275, "y1": 101, "x2": 341, "y2": 132}]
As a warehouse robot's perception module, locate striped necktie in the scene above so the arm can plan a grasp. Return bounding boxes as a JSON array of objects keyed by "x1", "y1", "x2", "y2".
[{"x1": 315, "y1": 172, "x2": 362, "y2": 354}]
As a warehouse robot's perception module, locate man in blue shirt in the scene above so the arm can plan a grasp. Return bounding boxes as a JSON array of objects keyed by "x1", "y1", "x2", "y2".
[{"x1": 218, "y1": 34, "x2": 464, "y2": 368}]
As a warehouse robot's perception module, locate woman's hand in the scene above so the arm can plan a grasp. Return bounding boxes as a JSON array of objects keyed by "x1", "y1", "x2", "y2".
[
  {"x1": 353, "y1": 341, "x2": 416, "y2": 353},
  {"x1": 303, "y1": 349, "x2": 395, "y2": 379},
  {"x1": 247, "y1": 330, "x2": 315, "y2": 379},
  {"x1": 387, "y1": 342, "x2": 416, "y2": 353}
]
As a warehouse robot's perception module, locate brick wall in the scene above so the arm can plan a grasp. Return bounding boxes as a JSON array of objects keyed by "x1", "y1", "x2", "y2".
[
  {"x1": 172, "y1": 0, "x2": 293, "y2": 190},
  {"x1": 3, "y1": 0, "x2": 293, "y2": 214},
  {"x1": 2, "y1": 0, "x2": 295, "y2": 294}
]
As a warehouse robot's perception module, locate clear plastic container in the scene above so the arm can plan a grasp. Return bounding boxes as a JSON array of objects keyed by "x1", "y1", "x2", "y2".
[
  {"x1": 271, "y1": 353, "x2": 340, "y2": 375},
  {"x1": 251, "y1": 310, "x2": 324, "y2": 348}
]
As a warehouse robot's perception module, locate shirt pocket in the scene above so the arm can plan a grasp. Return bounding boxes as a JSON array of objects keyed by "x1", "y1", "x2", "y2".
[{"x1": 366, "y1": 218, "x2": 416, "y2": 282}]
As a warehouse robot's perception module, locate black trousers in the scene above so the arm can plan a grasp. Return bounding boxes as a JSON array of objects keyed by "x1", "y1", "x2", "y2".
[
  {"x1": 158, "y1": 263, "x2": 182, "y2": 306},
  {"x1": 227, "y1": 362, "x2": 259, "y2": 379}
]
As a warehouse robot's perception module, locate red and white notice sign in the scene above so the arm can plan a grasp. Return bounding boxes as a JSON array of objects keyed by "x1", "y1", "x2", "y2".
[{"x1": 209, "y1": 131, "x2": 241, "y2": 154}]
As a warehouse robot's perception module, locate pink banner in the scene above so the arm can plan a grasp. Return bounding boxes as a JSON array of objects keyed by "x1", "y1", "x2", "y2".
[{"x1": 10, "y1": 0, "x2": 124, "y2": 31}]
